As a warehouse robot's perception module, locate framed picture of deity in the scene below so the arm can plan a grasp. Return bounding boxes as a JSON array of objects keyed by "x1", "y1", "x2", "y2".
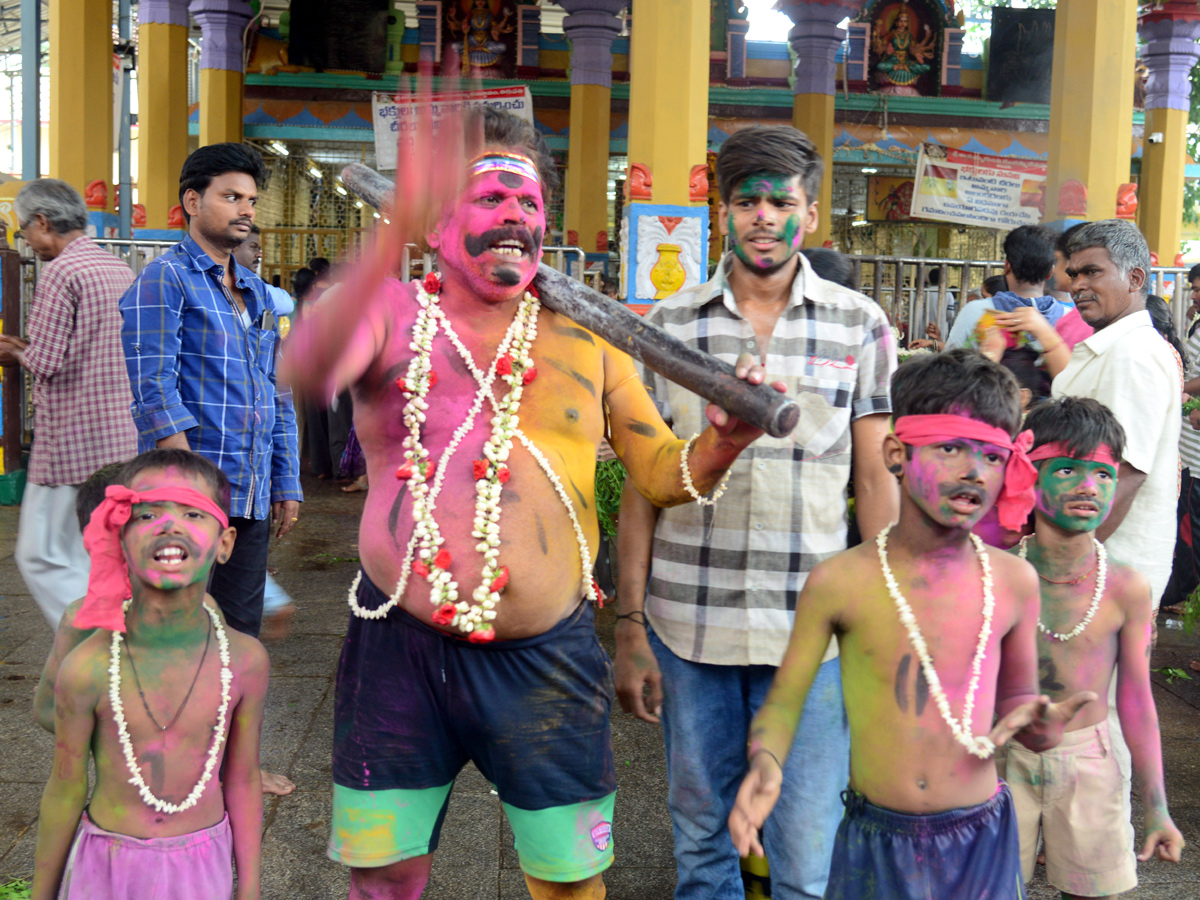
[
  {"x1": 867, "y1": 0, "x2": 942, "y2": 97},
  {"x1": 442, "y1": 0, "x2": 520, "y2": 79}
]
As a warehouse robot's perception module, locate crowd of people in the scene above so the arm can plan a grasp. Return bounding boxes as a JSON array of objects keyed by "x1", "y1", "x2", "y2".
[{"x1": 9, "y1": 106, "x2": 1194, "y2": 900}]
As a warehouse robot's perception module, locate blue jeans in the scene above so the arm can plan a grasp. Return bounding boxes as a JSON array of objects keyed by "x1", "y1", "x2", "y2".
[{"x1": 649, "y1": 630, "x2": 849, "y2": 900}]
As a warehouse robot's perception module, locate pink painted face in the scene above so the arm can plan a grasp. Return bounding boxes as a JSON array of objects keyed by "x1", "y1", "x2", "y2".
[
  {"x1": 432, "y1": 160, "x2": 546, "y2": 303},
  {"x1": 903, "y1": 438, "x2": 1010, "y2": 530},
  {"x1": 119, "y1": 467, "x2": 232, "y2": 593}
]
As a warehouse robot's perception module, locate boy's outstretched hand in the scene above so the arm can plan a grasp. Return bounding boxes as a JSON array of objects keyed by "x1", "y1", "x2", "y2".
[
  {"x1": 729, "y1": 751, "x2": 783, "y2": 858},
  {"x1": 1139, "y1": 811, "x2": 1185, "y2": 863},
  {"x1": 988, "y1": 691, "x2": 1097, "y2": 751}
]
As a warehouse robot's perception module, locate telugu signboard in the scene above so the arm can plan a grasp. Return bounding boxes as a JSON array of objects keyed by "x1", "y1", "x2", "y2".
[
  {"x1": 910, "y1": 143, "x2": 1048, "y2": 230},
  {"x1": 371, "y1": 87, "x2": 534, "y2": 171}
]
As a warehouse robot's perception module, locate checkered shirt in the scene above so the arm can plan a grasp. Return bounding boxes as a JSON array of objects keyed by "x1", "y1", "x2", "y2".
[
  {"x1": 639, "y1": 253, "x2": 896, "y2": 667},
  {"x1": 24, "y1": 236, "x2": 139, "y2": 486},
  {"x1": 120, "y1": 235, "x2": 302, "y2": 520}
]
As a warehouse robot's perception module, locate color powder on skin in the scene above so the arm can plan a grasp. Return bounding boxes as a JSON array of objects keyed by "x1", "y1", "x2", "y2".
[
  {"x1": 728, "y1": 174, "x2": 807, "y2": 274},
  {"x1": 1033, "y1": 457, "x2": 1116, "y2": 533},
  {"x1": 437, "y1": 167, "x2": 545, "y2": 298},
  {"x1": 902, "y1": 440, "x2": 1008, "y2": 529}
]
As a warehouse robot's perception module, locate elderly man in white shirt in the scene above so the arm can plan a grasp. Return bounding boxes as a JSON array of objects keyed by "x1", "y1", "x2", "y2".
[{"x1": 1051, "y1": 217, "x2": 1181, "y2": 853}]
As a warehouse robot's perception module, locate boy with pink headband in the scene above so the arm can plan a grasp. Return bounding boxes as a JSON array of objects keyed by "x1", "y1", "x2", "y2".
[
  {"x1": 1008, "y1": 397, "x2": 1183, "y2": 897},
  {"x1": 730, "y1": 349, "x2": 1095, "y2": 899},
  {"x1": 31, "y1": 449, "x2": 268, "y2": 900}
]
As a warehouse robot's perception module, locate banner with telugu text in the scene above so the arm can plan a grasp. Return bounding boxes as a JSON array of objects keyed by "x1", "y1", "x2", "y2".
[
  {"x1": 910, "y1": 143, "x2": 1048, "y2": 230},
  {"x1": 371, "y1": 87, "x2": 534, "y2": 171}
]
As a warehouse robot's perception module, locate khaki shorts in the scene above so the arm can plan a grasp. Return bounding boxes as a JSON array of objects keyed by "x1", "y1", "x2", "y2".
[{"x1": 1005, "y1": 721, "x2": 1137, "y2": 897}]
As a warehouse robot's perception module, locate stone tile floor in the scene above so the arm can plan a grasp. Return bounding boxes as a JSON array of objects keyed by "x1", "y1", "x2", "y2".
[{"x1": 0, "y1": 474, "x2": 1198, "y2": 898}]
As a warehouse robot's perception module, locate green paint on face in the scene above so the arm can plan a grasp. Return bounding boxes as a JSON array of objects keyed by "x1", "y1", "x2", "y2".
[
  {"x1": 727, "y1": 173, "x2": 808, "y2": 274},
  {"x1": 1034, "y1": 457, "x2": 1117, "y2": 533}
]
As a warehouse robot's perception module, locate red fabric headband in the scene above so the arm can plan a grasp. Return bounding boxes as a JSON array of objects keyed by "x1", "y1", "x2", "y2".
[
  {"x1": 1027, "y1": 442, "x2": 1120, "y2": 468},
  {"x1": 75, "y1": 485, "x2": 230, "y2": 634},
  {"x1": 893, "y1": 414, "x2": 1037, "y2": 531}
]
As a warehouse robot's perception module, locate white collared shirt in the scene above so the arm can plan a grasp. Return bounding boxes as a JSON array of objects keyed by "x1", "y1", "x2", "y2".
[{"x1": 1052, "y1": 308, "x2": 1182, "y2": 604}]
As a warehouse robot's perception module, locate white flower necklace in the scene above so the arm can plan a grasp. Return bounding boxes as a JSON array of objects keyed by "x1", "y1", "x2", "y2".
[
  {"x1": 1017, "y1": 535, "x2": 1107, "y2": 642},
  {"x1": 876, "y1": 525, "x2": 997, "y2": 760},
  {"x1": 347, "y1": 277, "x2": 596, "y2": 639},
  {"x1": 109, "y1": 599, "x2": 232, "y2": 814}
]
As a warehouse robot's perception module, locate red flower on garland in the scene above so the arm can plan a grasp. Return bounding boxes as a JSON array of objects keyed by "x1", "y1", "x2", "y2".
[
  {"x1": 428, "y1": 370, "x2": 439, "y2": 388},
  {"x1": 496, "y1": 354, "x2": 513, "y2": 376},
  {"x1": 491, "y1": 566, "x2": 510, "y2": 592},
  {"x1": 497, "y1": 465, "x2": 510, "y2": 484},
  {"x1": 413, "y1": 560, "x2": 430, "y2": 578},
  {"x1": 395, "y1": 376, "x2": 407, "y2": 392},
  {"x1": 527, "y1": 284, "x2": 540, "y2": 299},
  {"x1": 432, "y1": 602, "x2": 456, "y2": 626},
  {"x1": 468, "y1": 627, "x2": 496, "y2": 644},
  {"x1": 473, "y1": 459, "x2": 490, "y2": 481},
  {"x1": 593, "y1": 579, "x2": 605, "y2": 608},
  {"x1": 522, "y1": 367, "x2": 537, "y2": 385},
  {"x1": 423, "y1": 272, "x2": 441, "y2": 294},
  {"x1": 434, "y1": 549, "x2": 452, "y2": 570},
  {"x1": 395, "y1": 464, "x2": 413, "y2": 480}
]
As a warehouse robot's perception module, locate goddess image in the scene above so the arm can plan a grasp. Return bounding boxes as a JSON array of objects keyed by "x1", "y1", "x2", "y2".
[
  {"x1": 448, "y1": 0, "x2": 515, "y2": 76},
  {"x1": 872, "y1": 7, "x2": 936, "y2": 96}
]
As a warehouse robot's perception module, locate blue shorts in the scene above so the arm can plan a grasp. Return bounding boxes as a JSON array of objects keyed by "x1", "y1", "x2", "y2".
[
  {"x1": 328, "y1": 569, "x2": 616, "y2": 881},
  {"x1": 826, "y1": 783, "x2": 1025, "y2": 900}
]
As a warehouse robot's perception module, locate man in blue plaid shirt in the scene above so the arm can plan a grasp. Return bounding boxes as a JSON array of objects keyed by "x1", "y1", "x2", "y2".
[{"x1": 120, "y1": 143, "x2": 302, "y2": 640}]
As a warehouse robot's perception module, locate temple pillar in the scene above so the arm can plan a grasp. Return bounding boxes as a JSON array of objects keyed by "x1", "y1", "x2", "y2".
[
  {"x1": 779, "y1": 1, "x2": 859, "y2": 247},
  {"x1": 622, "y1": 0, "x2": 710, "y2": 303},
  {"x1": 138, "y1": 0, "x2": 190, "y2": 228},
  {"x1": 192, "y1": 0, "x2": 253, "y2": 147},
  {"x1": 1137, "y1": 3, "x2": 1200, "y2": 265},
  {"x1": 560, "y1": 1, "x2": 624, "y2": 254},
  {"x1": 48, "y1": 0, "x2": 112, "y2": 202},
  {"x1": 1044, "y1": 0, "x2": 1138, "y2": 223}
]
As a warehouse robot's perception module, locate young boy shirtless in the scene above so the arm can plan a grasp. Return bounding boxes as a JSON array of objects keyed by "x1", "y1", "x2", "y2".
[
  {"x1": 1009, "y1": 397, "x2": 1183, "y2": 897},
  {"x1": 730, "y1": 349, "x2": 1095, "y2": 899},
  {"x1": 32, "y1": 449, "x2": 268, "y2": 900}
]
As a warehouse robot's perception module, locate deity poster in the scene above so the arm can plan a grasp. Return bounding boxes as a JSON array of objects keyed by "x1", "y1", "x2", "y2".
[{"x1": 442, "y1": 0, "x2": 520, "y2": 79}]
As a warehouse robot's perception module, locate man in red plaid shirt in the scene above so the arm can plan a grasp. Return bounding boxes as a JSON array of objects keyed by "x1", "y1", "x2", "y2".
[{"x1": 0, "y1": 179, "x2": 138, "y2": 627}]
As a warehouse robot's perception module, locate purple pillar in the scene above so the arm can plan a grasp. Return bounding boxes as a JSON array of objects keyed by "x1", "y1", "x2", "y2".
[
  {"x1": 778, "y1": 0, "x2": 861, "y2": 97},
  {"x1": 140, "y1": 0, "x2": 189, "y2": 27},
  {"x1": 559, "y1": 1, "x2": 625, "y2": 89},
  {"x1": 190, "y1": 0, "x2": 253, "y2": 72},
  {"x1": 1139, "y1": 13, "x2": 1200, "y2": 113}
]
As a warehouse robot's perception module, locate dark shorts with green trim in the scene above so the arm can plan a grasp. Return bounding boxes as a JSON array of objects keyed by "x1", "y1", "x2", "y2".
[
  {"x1": 328, "y1": 569, "x2": 616, "y2": 882},
  {"x1": 826, "y1": 782, "x2": 1024, "y2": 900}
]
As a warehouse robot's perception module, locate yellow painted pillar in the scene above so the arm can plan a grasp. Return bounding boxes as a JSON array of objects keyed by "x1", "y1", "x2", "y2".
[
  {"x1": 560, "y1": 2, "x2": 625, "y2": 253},
  {"x1": 623, "y1": 0, "x2": 709, "y2": 302},
  {"x1": 48, "y1": 0, "x2": 112, "y2": 202},
  {"x1": 627, "y1": 0, "x2": 707, "y2": 206},
  {"x1": 192, "y1": 0, "x2": 252, "y2": 147},
  {"x1": 200, "y1": 70, "x2": 244, "y2": 147},
  {"x1": 792, "y1": 93, "x2": 836, "y2": 246},
  {"x1": 781, "y1": 1, "x2": 858, "y2": 247},
  {"x1": 138, "y1": 0, "x2": 191, "y2": 228},
  {"x1": 1137, "y1": 8, "x2": 1200, "y2": 264},
  {"x1": 1044, "y1": 0, "x2": 1138, "y2": 222}
]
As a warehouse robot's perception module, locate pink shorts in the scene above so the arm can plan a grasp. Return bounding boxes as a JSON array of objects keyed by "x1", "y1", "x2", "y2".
[
  {"x1": 1005, "y1": 721, "x2": 1137, "y2": 897},
  {"x1": 58, "y1": 810, "x2": 233, "y2": 900}
]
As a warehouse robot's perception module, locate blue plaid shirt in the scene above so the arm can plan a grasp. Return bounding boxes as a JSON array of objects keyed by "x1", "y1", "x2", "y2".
[{"x1": 120, "y1": 235, "x2": 302, "y2": 519}]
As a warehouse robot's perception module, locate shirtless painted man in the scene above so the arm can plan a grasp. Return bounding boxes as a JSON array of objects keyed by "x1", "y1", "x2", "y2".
[{"x1": 283, "y1": 108, "x2": 777, "y2": 900}]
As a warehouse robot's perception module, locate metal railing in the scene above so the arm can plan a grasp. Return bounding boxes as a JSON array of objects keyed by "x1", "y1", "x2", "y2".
[
  {"x1": 399, "y1": 244, "x2": 592, "y2": 285},
  {"x1": 850, "y1": 255, "x2": 1194, "y2": 343}
]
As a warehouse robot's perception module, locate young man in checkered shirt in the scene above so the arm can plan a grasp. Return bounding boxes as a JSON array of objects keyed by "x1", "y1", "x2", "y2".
[{"x1": 615, "y1": 125, "x2": 899, "y2": 900}]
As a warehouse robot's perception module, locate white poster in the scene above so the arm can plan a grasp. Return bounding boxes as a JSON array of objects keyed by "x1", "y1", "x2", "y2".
[
  {"x1": 910, "y1": 142, "x2": 1048, "y2": 230},
  {"x1": 371, "y1": 86, "x2": 534, "y2": 171}
]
